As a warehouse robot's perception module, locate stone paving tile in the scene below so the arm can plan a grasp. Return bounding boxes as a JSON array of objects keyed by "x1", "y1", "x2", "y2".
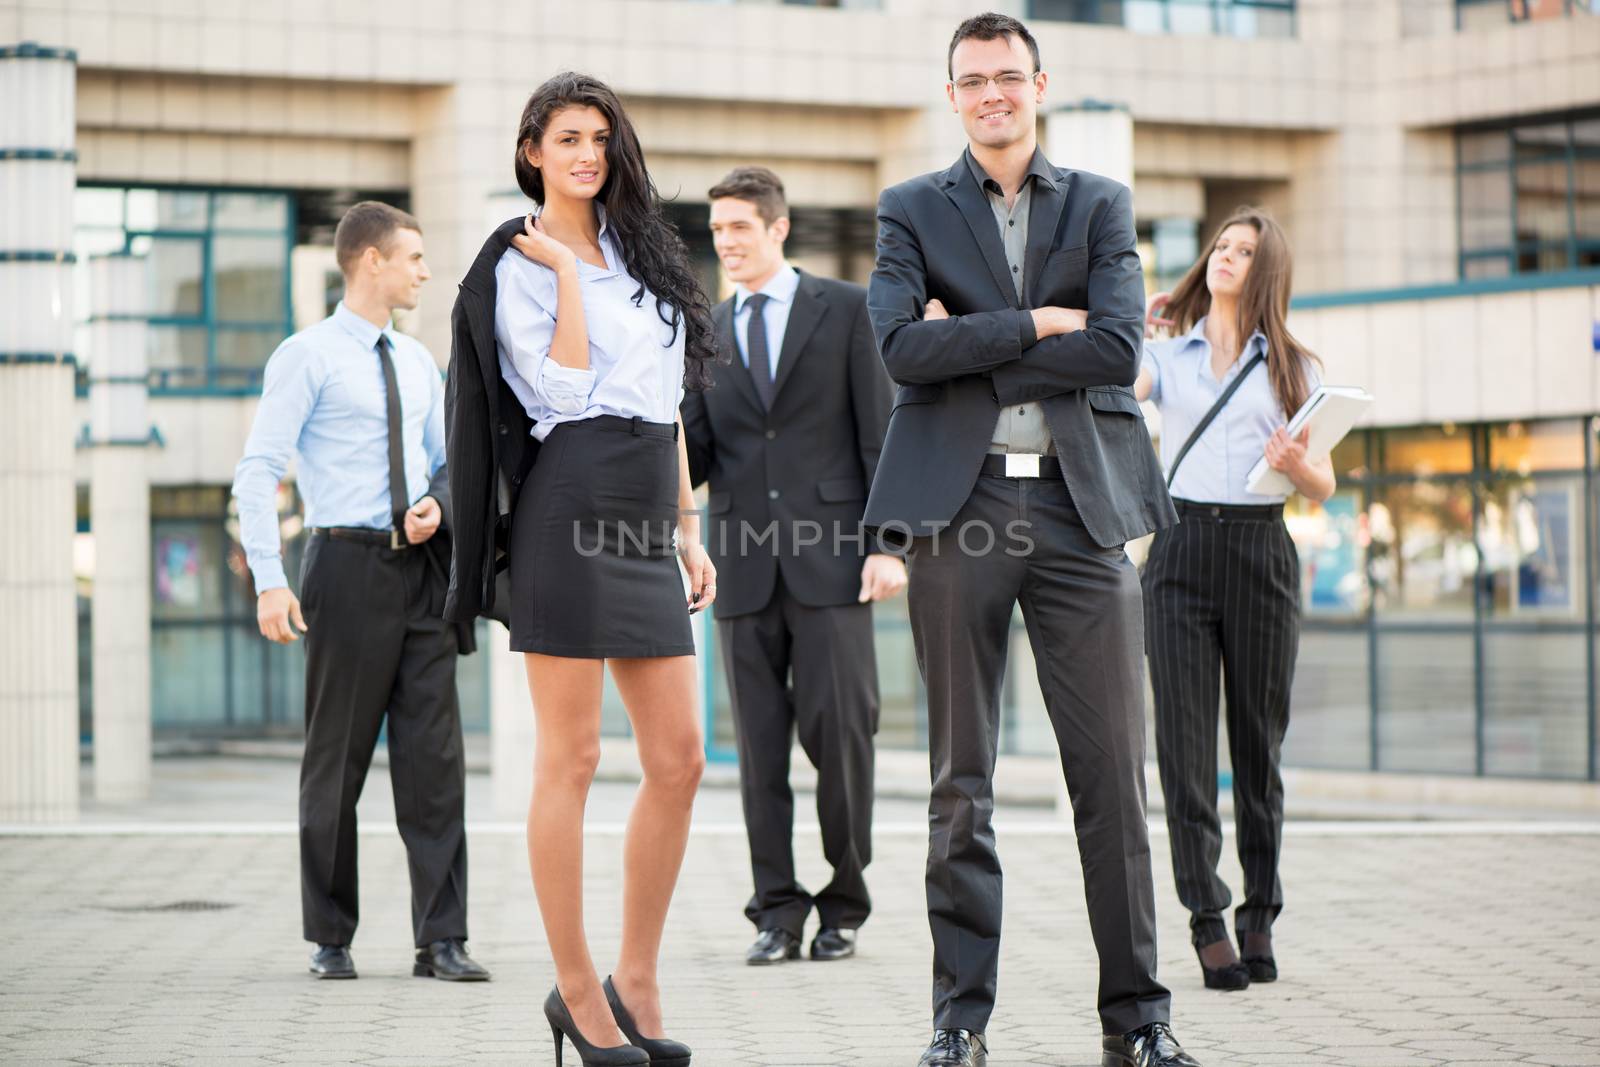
[{"x1": 3, "y1": 811, "x2": 1600, "y2": 1066}]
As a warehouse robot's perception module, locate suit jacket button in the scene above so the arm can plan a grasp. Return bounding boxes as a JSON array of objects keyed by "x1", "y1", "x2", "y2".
[
  {"x1": 768, "y1": 489, "x2": 780, "y2": 500},
  {"x1": 765, "y1": 430, "x2": 777, "y2": 440},
  {"x1": 498, "y1": 423, "x2": 508, "y2": 435}
]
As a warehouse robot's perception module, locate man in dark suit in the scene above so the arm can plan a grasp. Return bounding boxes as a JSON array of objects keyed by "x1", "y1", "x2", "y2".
[
  {"x1": 682, "y1": 166, "x2": 901, "y2": 968},
  {"x1": 865, "y1": 15, "x2": 1198, "y2": 1067}
]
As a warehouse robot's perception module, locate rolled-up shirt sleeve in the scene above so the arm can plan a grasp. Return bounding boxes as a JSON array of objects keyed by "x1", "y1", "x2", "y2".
[
  {"x1": 232, "y1": 340, "x2": 317, "y2": 593},
  {"x1": 495, "y1": 262, "x2": 595, "y2": 416}
]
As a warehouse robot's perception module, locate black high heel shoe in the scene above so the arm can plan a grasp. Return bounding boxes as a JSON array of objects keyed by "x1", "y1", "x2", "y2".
[
  {"x1": 603, "y1": 976, "x2": 692, "y2": 1067},
  {"x1": 1195, "y1": 942, "x2": 1251, "y2": 991},
  {"x1": 544, "y1": 986, "x2": 649, "y2": 1066}
]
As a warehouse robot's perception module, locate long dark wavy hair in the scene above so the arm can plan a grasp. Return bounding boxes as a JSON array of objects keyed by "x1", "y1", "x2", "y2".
[{"x1": 514, "y1": 72, "x2": 720, "y2": 391}]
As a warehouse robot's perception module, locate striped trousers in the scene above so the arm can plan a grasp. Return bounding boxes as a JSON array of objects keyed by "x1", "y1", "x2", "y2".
[{"x1": 1142, "y1": 499, "x2": 1299, "y2": 948}]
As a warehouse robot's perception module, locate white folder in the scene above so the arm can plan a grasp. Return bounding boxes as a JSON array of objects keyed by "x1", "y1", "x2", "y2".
[{"x1": 1245, "y1": 386, "x2": 1374, "y2": 496}]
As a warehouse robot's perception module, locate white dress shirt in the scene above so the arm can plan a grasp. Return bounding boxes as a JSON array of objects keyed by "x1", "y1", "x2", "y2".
[
  {"x1": 732, "y1": 264, "x2": 799, "y2": 377},
  {"x1": 494, "y1": 207, "x2": 687, "y2": 441},
  {"x1": 1143, "y1": 316, "x2": 1321, "y2": 505}
]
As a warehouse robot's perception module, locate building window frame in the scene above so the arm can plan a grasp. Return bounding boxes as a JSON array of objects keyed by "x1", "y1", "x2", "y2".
[
  {"x1": 1456, "y1": 111, "x2": 1600, "y2": 280},
  {"x1": 1026, "y1": 0, "x2": 1296, "y2": 38},
  {"x1": 75, "y1": 183, "x2": 296, "y2": 397}
]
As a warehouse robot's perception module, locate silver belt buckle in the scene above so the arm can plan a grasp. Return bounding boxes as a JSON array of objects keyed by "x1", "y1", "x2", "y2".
[
  {"x1": 1005, "y1": 453, "x2": 1042, "y2": 478},
  {"x1": 390, "y1": 528, "x2": 407, "y2": 550}
]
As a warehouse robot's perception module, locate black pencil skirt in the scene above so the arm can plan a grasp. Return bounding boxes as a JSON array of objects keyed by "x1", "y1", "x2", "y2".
[{"x1": 508, "y1": 414, "x2": 695, "y2": 658}]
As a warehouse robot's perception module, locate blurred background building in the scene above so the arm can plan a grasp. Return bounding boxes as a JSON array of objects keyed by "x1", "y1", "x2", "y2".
[{"x1": 4, "y1": 0, "x2": 1598, "y2": 787}]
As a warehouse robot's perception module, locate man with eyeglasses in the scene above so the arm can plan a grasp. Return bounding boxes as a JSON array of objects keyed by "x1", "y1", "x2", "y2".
[{"x1": 864, "y1": 13, "x2": 1196, "y2": 1067}]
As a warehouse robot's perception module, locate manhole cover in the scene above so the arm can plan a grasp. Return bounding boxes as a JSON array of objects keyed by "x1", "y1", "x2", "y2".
[{"x1": 100, "y1": 900, "x2": 238, "y2": 913}]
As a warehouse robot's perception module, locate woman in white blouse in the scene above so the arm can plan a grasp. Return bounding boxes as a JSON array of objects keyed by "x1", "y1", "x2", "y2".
[
  {"x1": 496, "y1": 73, "x2": 718, "y2": 1067},
  {"x1": 1134, "y1": 207, "x2": 1334, "y2": 993}
]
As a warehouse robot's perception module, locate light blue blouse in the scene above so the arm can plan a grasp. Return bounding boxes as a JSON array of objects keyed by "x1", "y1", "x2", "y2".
[
  {"x1": 233, "y1": 302, "x2": 446, "y2": 592},
  {"x1": 494, "y1": 207, "x2": 686, "y2": 441},
  {"x1": 1142, "y1": 316, "x2": 1320, "y2": 505}
]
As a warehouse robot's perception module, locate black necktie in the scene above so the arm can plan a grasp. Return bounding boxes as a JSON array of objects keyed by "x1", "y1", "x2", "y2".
[
  {"x1": 745, "y1": 293, "x2": 774, "y2": 410},
  {"x1": 375, "y1": 334, "x2": 409, "y2": 536}
]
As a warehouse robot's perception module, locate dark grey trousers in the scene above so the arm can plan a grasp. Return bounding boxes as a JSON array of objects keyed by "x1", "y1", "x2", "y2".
[
  {"x1": 298, "y1": 533, "x2": 467, "y2": 949},
  {"x1": 1144, "y1": 502, "x2": 1299, "y2": 948},
  {"x1": 907, "y1": 473, "x2": 1170, "y2": 1036},
  {"x1": 719, "y1": 576, "x2": 878, "y2": 937}
]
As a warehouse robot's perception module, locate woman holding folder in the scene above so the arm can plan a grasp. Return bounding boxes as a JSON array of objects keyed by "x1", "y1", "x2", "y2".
[{"x1": 1133, "y1": 207, "x2": 1334, "y2": 991}]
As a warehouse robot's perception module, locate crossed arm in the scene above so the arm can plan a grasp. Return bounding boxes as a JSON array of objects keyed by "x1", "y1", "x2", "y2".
[{"x1": 865, "y1": 184, "x2": 1144, "y2": 400}]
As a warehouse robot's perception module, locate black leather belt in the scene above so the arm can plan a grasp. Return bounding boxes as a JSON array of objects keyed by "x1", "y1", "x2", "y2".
[
  {"x1": 309, "y1": 526, "x2": 410, "y2": 550},
  {"x1": 980, "y1": 453, "x2": 1062, "y2": 479}
]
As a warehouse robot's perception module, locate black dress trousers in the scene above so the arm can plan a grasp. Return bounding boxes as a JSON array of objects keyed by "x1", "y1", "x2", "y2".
[
  {"x1": 298, "y1": 532, "x2": 467, "y2": 949},
  {"x1": 907, "y1": 473, "x2": 1170, "y2": 1037},
  {"x1": 719, "y1": 574, "x2": 878, "y2": 938},
  {"x1": 1143, "y1": 501, "x2": 1299, "y2": 948}
]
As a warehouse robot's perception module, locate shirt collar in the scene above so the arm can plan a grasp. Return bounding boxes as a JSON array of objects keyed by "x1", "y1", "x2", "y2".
[
  {"x1": 964, "y1": 146, "x2": 1056, "y2": 197},
  {"x1": 531, "y1": 203, "x2": 621, "y2": 277},
  {"x1": 332, "y1": 301, "x2": 396, "y2": 352},
  {"x1": 734, "y1": 264, "x2": 799, "y2": 315},
  {"x1": 1181, "y1": 315, "x2": 1269, "y2": 375}
]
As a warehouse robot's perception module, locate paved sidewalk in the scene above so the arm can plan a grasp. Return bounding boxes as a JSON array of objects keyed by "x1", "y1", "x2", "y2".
[{"x1": 2, "y1": 760, "x2": 1598, "y2": 1066}]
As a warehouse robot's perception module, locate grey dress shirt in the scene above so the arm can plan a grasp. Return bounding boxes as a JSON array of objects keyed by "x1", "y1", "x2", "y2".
[{"x1": 969, "y1": 154, "x2": 1055, "y2": 457}]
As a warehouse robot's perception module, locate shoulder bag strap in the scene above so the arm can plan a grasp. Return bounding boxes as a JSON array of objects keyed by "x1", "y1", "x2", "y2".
[{"x1": 1165, "y1": 351, "x2": 1266, "y2": 490}]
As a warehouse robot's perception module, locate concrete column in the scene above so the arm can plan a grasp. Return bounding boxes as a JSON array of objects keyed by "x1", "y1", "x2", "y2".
[
  {"x1": 88, "y1": 253, "x2": 153, "y2": 803},
  {"x1": 0, "y1": 42, "x2": 80, "y2": 822},
  {"x1": 488, "y1": 622, "x2": 535, "y2": 820},
  {"x1": 1044, "y1": 100, "x2": 1134, "y2": 188}
]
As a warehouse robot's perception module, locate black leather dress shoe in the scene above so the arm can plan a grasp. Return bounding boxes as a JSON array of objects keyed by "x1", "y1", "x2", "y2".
[
  {"x1": 745, "y1": 928, "x2": 801, "y2": 965},
  {"x1": 1101, "y1": 1022, "x2": 1201, "y2": 1067},
  {"x1": 809, "y1": 927, "x2": 857, "y2": 961},
  {"x1": 413, "y1": 937, "x2": 491, "y2": 981},
  {"x1": 917, "y1": 1029, "x2": 986, "y2": 1066},
  {"x1": 1243, "y1": 954, "x2": 1277, "y2": 982},
  {"x1": 309, "y1": 943, "x2": 356, "y2": 979}
]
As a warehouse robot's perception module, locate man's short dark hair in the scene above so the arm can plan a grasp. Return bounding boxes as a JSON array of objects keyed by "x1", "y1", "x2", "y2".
[
  {"x1": 334, "y1": 201, "x2": 421, "y2": 276},
  {"x1": 947, "y1": 12, "x2": 1041, "y2": 80},
  {"x1": 707, "y1": 166, "x2": 788, "y2": 228}
]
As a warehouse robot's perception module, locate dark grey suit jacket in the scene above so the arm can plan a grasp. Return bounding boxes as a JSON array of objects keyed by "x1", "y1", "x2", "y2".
[
  {"x1": 863, "y1": 149, "x2": 1176, "y2": 548},
  {"x1": 682, "y1": 271, "x2": 893, "y2": 618}
]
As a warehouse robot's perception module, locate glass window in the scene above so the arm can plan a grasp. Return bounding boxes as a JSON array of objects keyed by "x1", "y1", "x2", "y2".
[
  {"x1": 1369, "y1": 481, "x2": 1477, "y2": 618},
  {"x1": 1376, "y1": 632, "x2": 1477, "y2": 773},
  {"x1": 215, "y1": 327, "x2": 279, "y2": 370},
  {"x1": 126, "y1": 189, "x2": 207, "y2": 232},
  {"x1": 1459, "y1": 130, "x2": 1511, "y2": 167},
  {"x1": 213, "y1": 235, "x2": 287, "y2": 322},
  {"x1": 1480, "y1": 476, "x2": 1585, "y2": 618},
  {"x1": 1515, "y1": 159, "x2": 1572, "y2": 246},
  {"x1": 1512, "y1": 122, "x2": 1569, "y2": 161},
  {"x1": 1459, "y1": 110, "x2": 1600, "y2": 277},
  {"x1": 1284, "y1": 630, "x2": 1370, "y2": 770},
  {"x1": 1483, "y1": 631, "x2": 1589, "y2": 778},
  {"x1": 1288, "y1": 491, "x2": 1369, "y2": 616},
  {"x1": 1382, "y1": 425, "x2": 1474, "y2": 476},
  {"x1": 213, "y1": 192, "x2": 289, "y2": 231},
  {"x1": 1490, "y1": 420, "x2": 1586, "y2": 473},
  {"x1": 1167, "y1": 0, "x2": 1215, "y2": 34},
  {"x1": 1459, "y1": 168, "x2": 1512, "y2": 250},
  {"x1": 1575, "y1": 157, "x2": 1600, "y2": 242},
  {"x1": 73, "y1": 185, "x2": 294, "y2": 392},
  {"x1": 1464, "y1": 255, "x2": 1512, "y2": 279},
  {"x1": 130, "y1": 235, "x2": 204, "y2": 317}
]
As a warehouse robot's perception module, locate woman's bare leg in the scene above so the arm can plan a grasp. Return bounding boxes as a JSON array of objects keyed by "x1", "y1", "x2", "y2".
[
  {"x1": 606, "y1": 654, "x2": 705, "y2": 1038},
  {"x1": 524, "y1": 652, "x2": 626, "y2": 1047}
]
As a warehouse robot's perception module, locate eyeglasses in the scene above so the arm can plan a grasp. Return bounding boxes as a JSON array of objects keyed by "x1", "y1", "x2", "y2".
[{"x1": 952, "y1": 71, "x2": 1035, "y2": 94}]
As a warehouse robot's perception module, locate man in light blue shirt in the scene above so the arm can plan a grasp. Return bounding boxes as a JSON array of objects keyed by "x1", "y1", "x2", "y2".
[{"x1": 232, "y1": 201, "x2": 489, "y2": 985}]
